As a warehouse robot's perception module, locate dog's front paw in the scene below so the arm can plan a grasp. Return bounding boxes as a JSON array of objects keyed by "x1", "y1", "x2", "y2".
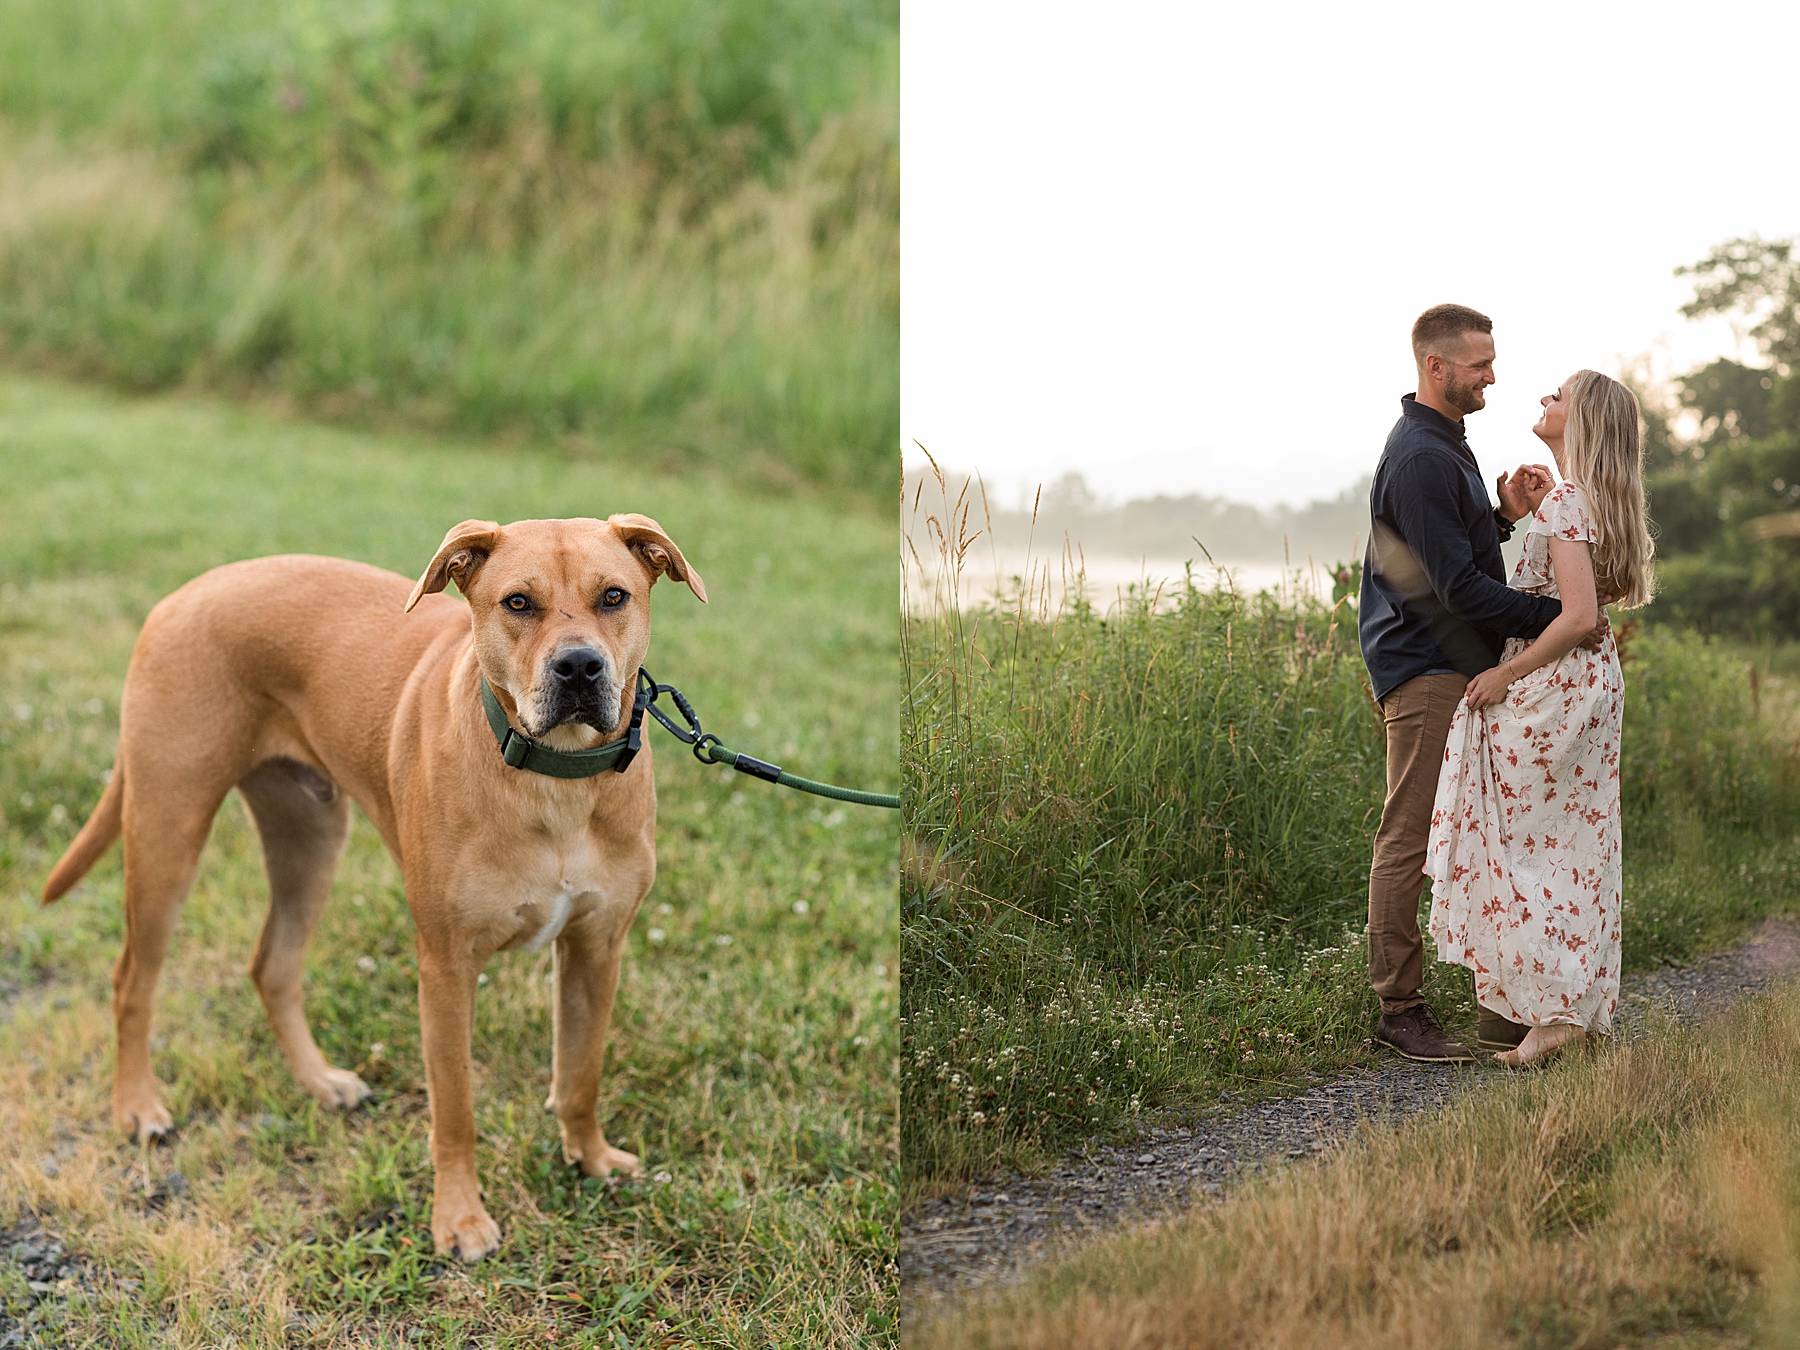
[
  {"x1": 302, "y1": 1066, "x2": 373, "y2": 1109},
  {"x1": 432, "y1": 1202, "x2": 501, "y2": 1263},
  {"x1": 114, "y1": 1088, "x2": 173, "y2": 1144}
]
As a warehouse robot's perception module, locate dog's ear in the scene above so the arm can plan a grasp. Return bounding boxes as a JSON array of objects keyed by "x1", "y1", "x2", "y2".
[
  {"x1": 405, "y1": 519, "x2": 504, "y2": 612},
  {"x1": 607, "y1": 514, "x2": 708, "y2": 603}
]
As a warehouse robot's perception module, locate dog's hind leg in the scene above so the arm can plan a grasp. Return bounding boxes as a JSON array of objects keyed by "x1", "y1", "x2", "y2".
[
  {"x1": 114, "y1": 793, "x2": 219, "y2": 1143},
  {"x1": 239, "y1": 760, "x2": 369, "y2": 1109}
]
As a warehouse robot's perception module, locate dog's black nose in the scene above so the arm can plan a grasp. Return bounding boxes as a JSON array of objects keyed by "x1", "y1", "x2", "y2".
[{"x1": 550, "y1": 646, "x2": 605, "y2": 686}]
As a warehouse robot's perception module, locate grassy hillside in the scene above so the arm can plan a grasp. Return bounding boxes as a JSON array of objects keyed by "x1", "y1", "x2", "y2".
[
  {"x1": 0, "y1": 373, "x2": 898, "y2": 1346},
  {"x1": 0, "y1": 0, "x2": 897, "y2": 493}
]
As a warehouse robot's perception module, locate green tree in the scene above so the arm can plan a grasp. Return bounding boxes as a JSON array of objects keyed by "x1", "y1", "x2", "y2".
[
  {"x1": 1678, "y1": 236, "x2": 1800, "y2": 369},
  {"x1": 1644, "y1": 237, "x2": 1800, "y2": 636}
]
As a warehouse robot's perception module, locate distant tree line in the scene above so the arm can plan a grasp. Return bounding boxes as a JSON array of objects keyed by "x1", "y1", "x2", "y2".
[{"x1": 982, "y1": 472, "x2": 1372, "y2": 569}]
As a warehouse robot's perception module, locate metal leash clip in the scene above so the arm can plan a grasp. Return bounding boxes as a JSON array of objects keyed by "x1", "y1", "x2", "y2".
[
  {"x1": 629, "y1": 667, "x2": 897, "y2": 807},
  {"x1": 634, "y1": 667, "x2": 708, "y2": 760}
]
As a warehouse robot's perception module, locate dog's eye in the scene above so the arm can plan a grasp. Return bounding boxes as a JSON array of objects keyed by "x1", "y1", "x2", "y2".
[
  {"x1": 601, "y1": 588, "x2": 627, "y2": 609},
  {"x1": 503, "y1": 594, "x2": 532, "y2": 614}
]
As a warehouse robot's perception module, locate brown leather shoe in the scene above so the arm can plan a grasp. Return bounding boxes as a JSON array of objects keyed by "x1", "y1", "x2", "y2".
[
  {"x1": 1375, "y1": 1004, "x2": 1474, "y2": 1062},
  {"x1": 1476, "y1": 1008, "x2": 1528, "y2": 1052}
]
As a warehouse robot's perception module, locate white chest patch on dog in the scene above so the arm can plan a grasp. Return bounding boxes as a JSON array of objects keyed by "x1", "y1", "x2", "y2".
[{"x1": 517, "y1": 889, "x2": 575, "y2": 952}]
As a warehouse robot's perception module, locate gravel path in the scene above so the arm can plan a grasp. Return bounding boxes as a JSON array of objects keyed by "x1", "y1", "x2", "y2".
[{"x1": 900, "y1": 918, "x2": 1800, "y2": 1306}]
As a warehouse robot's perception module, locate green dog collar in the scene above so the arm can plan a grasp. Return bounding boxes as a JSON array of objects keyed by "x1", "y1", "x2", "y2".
[{"x1": 479, "y1": 676, "x2": 643, "y2": 778}]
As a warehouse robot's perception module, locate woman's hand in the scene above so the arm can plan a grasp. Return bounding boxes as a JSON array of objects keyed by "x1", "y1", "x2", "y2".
[{"x1": 1465, "y1": 664, "x2": 1514, "y2": 709}]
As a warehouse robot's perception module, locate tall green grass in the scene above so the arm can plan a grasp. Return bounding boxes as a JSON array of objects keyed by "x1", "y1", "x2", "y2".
[
  {"x1": 0, "y1": 0, "x2": 896, "y2": 492},
  {"x1": 901, "y1": 476, "x2": 1800, "y2": 1193}
]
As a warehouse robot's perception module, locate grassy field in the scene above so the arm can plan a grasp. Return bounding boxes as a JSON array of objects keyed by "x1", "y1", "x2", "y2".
[
  {"x1": 0, "y1": 372, "x2": 898, "y2": 1347},
  {"x1": 908, "y1": 979, "x2": 1800, "y2": 1349},
  {"x1": 0, "y1": 0, "x2": 897, "y2": 494},
  {"x1": 901, "y1": 473, "x2": 1800, "y2": 1195}
]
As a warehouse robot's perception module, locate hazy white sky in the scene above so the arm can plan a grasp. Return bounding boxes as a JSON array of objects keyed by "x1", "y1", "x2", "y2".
[{"x1": 901, "y1": 1, "x2": 1800, "y2": 511}]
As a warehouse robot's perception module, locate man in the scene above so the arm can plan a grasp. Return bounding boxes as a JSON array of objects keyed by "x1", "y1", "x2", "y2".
[{"x1": 1358, "y1": 303, "x2": 1592, "y2": 1062}]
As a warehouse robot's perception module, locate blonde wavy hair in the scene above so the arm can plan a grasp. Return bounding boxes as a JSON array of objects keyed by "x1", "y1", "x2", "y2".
[{"x1": 1564, "y1": 369, "x2": 1655, "y2": 609}]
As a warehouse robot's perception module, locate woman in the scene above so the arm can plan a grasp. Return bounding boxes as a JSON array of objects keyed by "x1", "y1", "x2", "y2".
[{"x1": 1425, "y1": 369, "x2": 1655, "y2": 1067}]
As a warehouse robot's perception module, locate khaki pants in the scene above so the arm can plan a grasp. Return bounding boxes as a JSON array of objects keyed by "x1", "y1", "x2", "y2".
[{"x1": 1368, "y1": 671, "x2": 1468, "y2": 1015}]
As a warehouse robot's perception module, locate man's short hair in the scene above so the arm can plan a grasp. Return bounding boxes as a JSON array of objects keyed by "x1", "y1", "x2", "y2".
[{"x1": 1412, "y1": 304, "x2": 1492, "y2": 369}]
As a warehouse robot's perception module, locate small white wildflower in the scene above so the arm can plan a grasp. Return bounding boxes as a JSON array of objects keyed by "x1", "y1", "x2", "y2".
[
  {"x1": 368, "y1": 1042, "x2": 385, "y2": 1059},
  {"x1": 653, "y1": 1171, "x2": 673, "y2": 1185},
  {"x1": 356, "y1": 956, "x2": 377, "y2": 974},
  {"x1": 853, "y1": 1035, "x2": 869, "y2": 1046},
  {"x1": 657, "y1": 902, "x2": 674, "y2": 916},
  {"x1": 49, "y1": 804, "x2": 66, "y2": 824},
  {"x1": 792, "y1": 900, "x2": 809, "y2": 915},
  {"x1": 477, "y1": 973, "x2": 488, "y2": 985},
  {"x1": 714, "y1": 934, "x2": 733, "y2": 947},
  {"x1": 730, "y1": 791, "x2": 746, "y2": 806},
  {"x1": 824, "y1": 810, "x2": 845, "y2": 828},
  {"x1": 18, "y1": 792, "x2": 33, "y2": 807},
  {"x1": 647, "y1": 928, "x2": 667, "y2": 944}
]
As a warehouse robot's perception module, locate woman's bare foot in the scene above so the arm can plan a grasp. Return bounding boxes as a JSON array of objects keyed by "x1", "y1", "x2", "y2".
[{"x1": 1494, "y1": 1022, "x2": 1584, "y2": 1068}]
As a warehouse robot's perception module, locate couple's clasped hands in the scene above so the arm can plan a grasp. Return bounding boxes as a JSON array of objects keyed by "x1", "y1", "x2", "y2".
[{"x1": 1495, "y1": 461, "x2": 1554, "y2": 523}]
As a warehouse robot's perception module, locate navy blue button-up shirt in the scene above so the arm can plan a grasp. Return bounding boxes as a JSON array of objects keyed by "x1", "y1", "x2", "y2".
[{"x1": 1358, "y1": 394, "x2": 1561, "y2": 703}]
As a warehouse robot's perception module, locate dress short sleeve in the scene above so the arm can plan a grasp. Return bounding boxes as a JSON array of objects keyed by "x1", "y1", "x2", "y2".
[{"x1": 1549, "y1": 482, "x2": 1596, "y2": 544}]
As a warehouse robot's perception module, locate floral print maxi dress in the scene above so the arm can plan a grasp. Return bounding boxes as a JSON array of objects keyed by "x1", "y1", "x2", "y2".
[{"x1": 1425, "y1": 481, "x2": 1624, "y2": 1032}]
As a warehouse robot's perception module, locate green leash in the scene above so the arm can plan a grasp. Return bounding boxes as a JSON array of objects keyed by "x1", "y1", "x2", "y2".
[
  {"x1": 479, "y1": 669, "x2": 899, "y2": 810},
  {"x1": 694, "y1": 742, "x2": 901, "y2": 809}
]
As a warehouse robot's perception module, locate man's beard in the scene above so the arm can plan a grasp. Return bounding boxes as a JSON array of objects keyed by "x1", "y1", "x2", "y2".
[{"x1": 1444, "y1": 375, "x2": 1486, "y2": 415}]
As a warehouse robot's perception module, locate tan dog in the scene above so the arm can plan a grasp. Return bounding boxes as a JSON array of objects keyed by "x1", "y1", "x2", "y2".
[{"x1": 42, "y1": 515, "x2": 705, "y2": 1260}]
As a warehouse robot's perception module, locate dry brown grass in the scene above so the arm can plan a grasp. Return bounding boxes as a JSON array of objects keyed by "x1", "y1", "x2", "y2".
[{"x1": 906, "y1": 986, "x2": 1800, "y2": 1350}]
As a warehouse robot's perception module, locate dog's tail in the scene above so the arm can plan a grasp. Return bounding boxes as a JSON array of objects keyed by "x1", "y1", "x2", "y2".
[{"x1": 42, "y1": 763, "x2": 124, "y2": 905}]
